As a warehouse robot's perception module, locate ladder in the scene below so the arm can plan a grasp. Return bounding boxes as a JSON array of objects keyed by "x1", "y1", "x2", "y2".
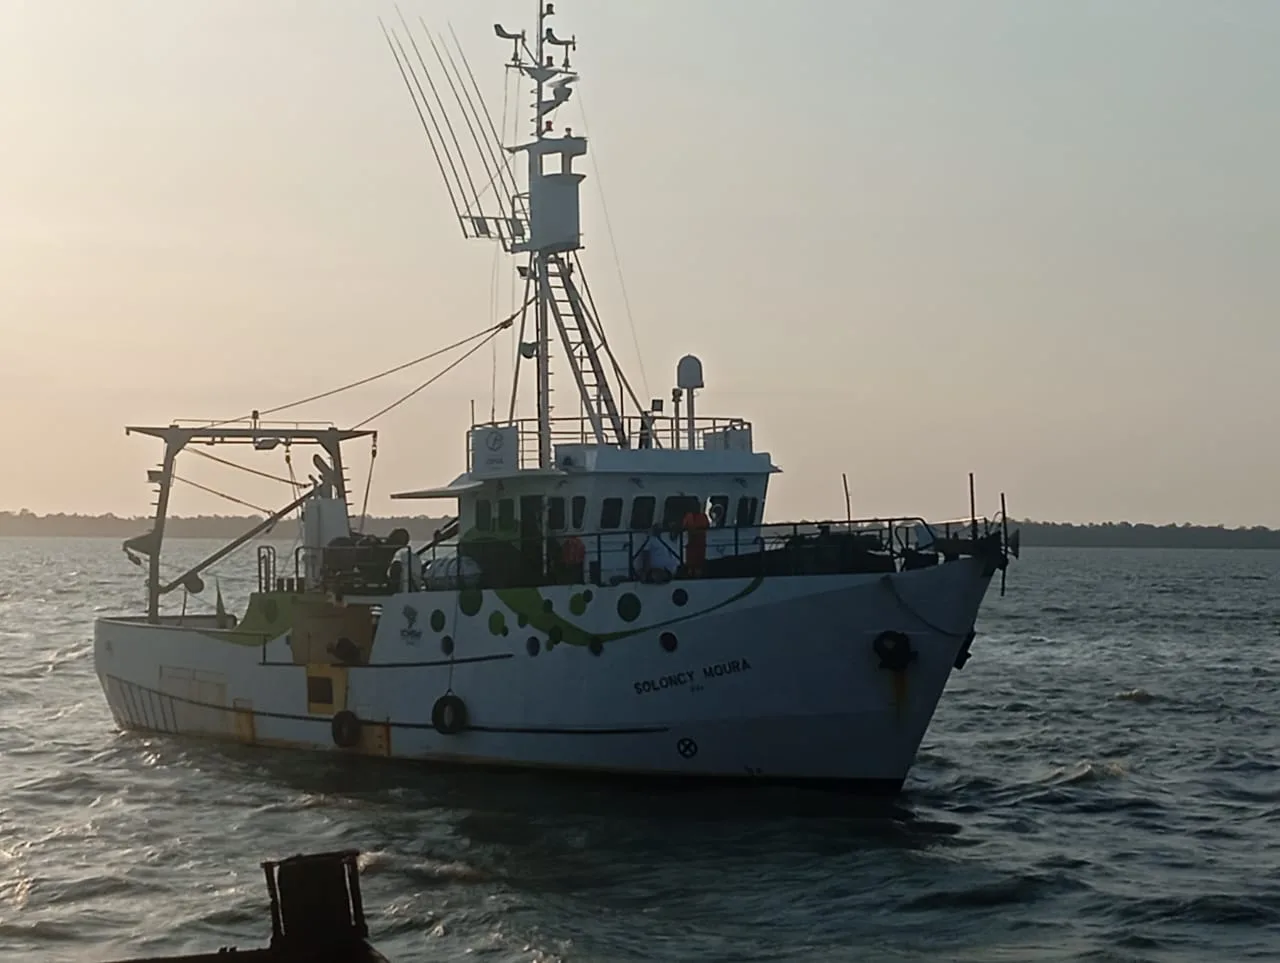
[{"x1": 538, "y1": 253, "x2": 627, "y2": 447}]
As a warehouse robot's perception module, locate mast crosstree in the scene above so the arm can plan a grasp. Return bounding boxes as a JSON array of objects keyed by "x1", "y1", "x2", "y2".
[{"x1": 382, "y1": 3, "x2": 636, "y2": 467}]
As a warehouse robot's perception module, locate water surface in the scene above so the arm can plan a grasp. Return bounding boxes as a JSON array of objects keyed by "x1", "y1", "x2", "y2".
[{"x1": 1, "y1": 540, "x2": 1276, "y2": 961}]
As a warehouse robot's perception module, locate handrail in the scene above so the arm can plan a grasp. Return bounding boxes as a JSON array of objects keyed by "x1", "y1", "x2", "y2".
[
  {"x1": 466, "y1": 414, "x2": 756, "y2": 469},
  {"x1": 275, "y1": 514, "x2": 1004, "y2": 595}
]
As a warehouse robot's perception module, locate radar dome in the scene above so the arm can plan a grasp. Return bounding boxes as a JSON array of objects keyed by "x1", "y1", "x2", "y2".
[{"x1": 676, "y1": 355, "x2": 704, "y2": 391}]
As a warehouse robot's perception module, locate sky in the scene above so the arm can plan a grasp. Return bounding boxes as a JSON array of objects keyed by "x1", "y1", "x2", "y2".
[{"x1": 1, "y1": 1, "x2": 1278, "y2": 526}]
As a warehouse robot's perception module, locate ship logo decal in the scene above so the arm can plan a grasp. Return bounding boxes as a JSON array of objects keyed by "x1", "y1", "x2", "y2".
[{"x1": 401, "y1": 604, "x2": 423, "y2": 643}]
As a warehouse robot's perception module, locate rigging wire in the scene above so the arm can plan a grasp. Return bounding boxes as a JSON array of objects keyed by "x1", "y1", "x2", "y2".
[
  {"x1": 447, "y1": 21, "x2": 520, "y2": 204},
  {"x1": 574, "y1": 89, "x2": 651, "y2": 402},
  {"x1": 357, "y1": 437, "x2": 378, "y2": 533},
  {"x1": 507, "y1": 265, "x2": 534, "y2": 423},
  {"x1": 572, "y1": 250, "x2": 653, "y2": 427},
  {"x1": 429, "y1": 19, "x2": 513, "y2": 222},
  {"x1": 187, "y1": 448, "x2": 305, "y2": 488},
  {"x1": 380, "y1": 17, "x2": 464, "y2": 223},
  {"x1": 352, "y1": 326, "x2": 506, "y2": 430},
  {"x1": 395, "y1": 7, "x2": 483, "y2": 217},
  {"x1": 172, "y1": 475, "x2": 271, "y2": 515},
  {"x1": 209, "y1": 307, "x2": 526, "y2": 429},
  {"x1": 488, "y1": 55, "x2": 514, "y2": 424},
  {"x1": 141, "y1": 454, "x2": 301, "y2": 599}
]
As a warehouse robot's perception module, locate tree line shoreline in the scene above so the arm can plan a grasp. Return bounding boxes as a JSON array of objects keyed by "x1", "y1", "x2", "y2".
[{"x1": 3, "y1": 512, "x2": 1280, "y2": 549}]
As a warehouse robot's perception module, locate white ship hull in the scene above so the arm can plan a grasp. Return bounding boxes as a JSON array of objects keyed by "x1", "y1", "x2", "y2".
[{"x1": 94, "y1": 558, "x2": 992, "y2": 793}]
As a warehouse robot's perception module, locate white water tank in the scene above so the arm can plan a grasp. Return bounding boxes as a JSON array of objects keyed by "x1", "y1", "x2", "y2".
[{"x1": 423, "y1": 554, "x2": 483, "y2": 589}]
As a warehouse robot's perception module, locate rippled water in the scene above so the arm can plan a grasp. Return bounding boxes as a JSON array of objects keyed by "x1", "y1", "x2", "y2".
[{"x1": 1, "y1": 538, "x2": 1277, "y2": 961}]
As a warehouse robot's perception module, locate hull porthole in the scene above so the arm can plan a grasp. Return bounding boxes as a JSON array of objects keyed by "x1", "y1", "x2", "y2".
[
  {"x1": 431, "y1": 694, "x2": 468, "y2": 735},
  {"x1": 331, "y1": 709, "x2": 362, "y2": 749}
]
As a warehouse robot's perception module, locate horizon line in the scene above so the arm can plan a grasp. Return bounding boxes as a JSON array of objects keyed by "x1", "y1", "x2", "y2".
[{"x1": 1, "y1": 510, "x2": 1278, "y2": 532}]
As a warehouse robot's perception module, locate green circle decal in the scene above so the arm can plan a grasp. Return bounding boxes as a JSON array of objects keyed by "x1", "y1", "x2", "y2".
[
  {"x1": 459, "y1": 587, "x2": 483, "y2": 617},
  {"x1": 617, "y1": 593, "x2": 641, "y2": 623},
  {"x1": 569, "y1": 593, "x2": 588, "y2": 616},
  {"x1": 430, "y1": 609, "x2": 447, "y2": 633},
  {"x1": 488, "y1": 611, "x2": 507, "y2": 636}
]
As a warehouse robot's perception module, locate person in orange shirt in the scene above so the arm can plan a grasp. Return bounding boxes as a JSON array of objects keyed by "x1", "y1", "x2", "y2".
[
  {"x1": 560, "y1": 534, "x2": 585, "y2": 583},
  {"x1": 682, "y1": 507, "x2": 710, "y2": 576}
]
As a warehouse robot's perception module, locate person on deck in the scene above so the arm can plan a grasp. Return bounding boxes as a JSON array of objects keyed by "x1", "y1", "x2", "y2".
[
  {"x1": 636, "y1": 525, "x2": 679, "y2": 583},
  {"x1": 560, "y1": 534, "x2": 586, "y2": 583},
  {"x1": 682, "y1": 505, "x2": 710, "y2": 576}
]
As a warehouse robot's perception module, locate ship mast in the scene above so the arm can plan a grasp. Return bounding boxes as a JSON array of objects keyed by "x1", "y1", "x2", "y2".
[
  {"x1": 382, "y1": 3, "x2": 638, "y2": 468},
  {"x1": 532, "y1": 1, "x2": 554, "y2": 467},
  {"x1": 503, "y1": 1, "x2": 629, "y2": 467}
]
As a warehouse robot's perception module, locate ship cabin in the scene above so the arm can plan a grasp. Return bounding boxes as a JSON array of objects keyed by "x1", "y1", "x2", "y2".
[
  {"x1": 281, "y1": 413, "x2": 1003, "y2": 600},
  {"x1": 269, "y1": 370, "x2": 1005, "y2": 600},
  {"x1": 389, "y1": 413, "x2": 781, "y2": 590}
]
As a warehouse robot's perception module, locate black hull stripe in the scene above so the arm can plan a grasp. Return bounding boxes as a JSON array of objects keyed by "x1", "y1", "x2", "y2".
[
  {"x1": 104, "y1": 674, "x2": 666, "y2": 736},
  {"x1": 258, "y1": 653, "x2": 514, "y2": 669},
  {"x1": 395, "y1": 723, "x2": 667, "y2": 735}
]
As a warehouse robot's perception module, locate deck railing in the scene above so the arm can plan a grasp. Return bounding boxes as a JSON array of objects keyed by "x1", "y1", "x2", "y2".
[
  {"x1": 467, "y1": 414, "x2": 756, "y2": 470},
  {"x1": 268, "y1": 514, "x2": 1007, "y2": 595}
]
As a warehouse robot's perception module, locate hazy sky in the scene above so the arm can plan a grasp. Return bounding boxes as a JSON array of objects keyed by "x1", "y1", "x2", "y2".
[{"x1": 2, "y1": 1, "x2": 1278, "y2": 525}]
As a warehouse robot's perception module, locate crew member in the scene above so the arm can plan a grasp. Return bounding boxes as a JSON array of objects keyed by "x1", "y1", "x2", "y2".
[
  {"x1": 682, "y1": 504, "x2": 710, "y2": 576},
  {"x1": 560, "y1": 534, "x2": 586, "y2": 583}
]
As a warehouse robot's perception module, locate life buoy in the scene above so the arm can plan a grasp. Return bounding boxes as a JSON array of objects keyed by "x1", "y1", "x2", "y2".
[
  {"x1": 331, "y1": 709, "x2": 362, "y2": 748},
  {"x1": 872, "y1": 630, "x2": 918, "y2": 673},
  {"x1": 561, "y1": 536, "x2": 585, "y2": 565},
  {"x1": 431, "y1": 694, "x2": 468, "y2": 735}
]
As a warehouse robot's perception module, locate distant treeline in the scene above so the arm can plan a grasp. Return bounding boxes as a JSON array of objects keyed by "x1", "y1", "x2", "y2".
[
  {"x1": 1014, "y1": 520, "x2": 1280, "y2": 549},
  {"x1": 0, "y1": 511, "x2": 449, "y2": 540},
  {"x1": 4, "y1": 511, "x2": 1280, "y2": 549}
]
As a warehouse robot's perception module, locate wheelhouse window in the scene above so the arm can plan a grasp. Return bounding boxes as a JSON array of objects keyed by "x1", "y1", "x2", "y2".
[
  {"x1": 571, "y1": 495, "x2": 587, "y2": 530},
  {"x1": 709, "y1": 495, "x2": 730, "y2": 527},
  {"x1": 475, "y1": 499, "x2": 493, "y2": 532},
  {"x1": 600, "y1": 497, "x2": 623, "y2": 530},
  {"x1": 497, "y1": 498, "x2": 516, "y2": 531},
  {"x1": 630, "y1": 496, "x2": 656, "y2": 531},
  {"x1": 736, "y1": 496, "x2": 759, "y2": 527},
  {"x1": 663, "y1": 495, "x2": 701, "y2": 529},
  {"x1": 547, "y1": 496, "x2": 566, "y2": 532}
]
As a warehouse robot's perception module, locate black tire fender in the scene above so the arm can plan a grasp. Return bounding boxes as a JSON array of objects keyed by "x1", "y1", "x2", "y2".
[
  {"x1": 431, "y1": 694, "x2": 469, "y2": 735},
  {"x1": 331, "y1": 709, "x2": 362, "y2": 748}
]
